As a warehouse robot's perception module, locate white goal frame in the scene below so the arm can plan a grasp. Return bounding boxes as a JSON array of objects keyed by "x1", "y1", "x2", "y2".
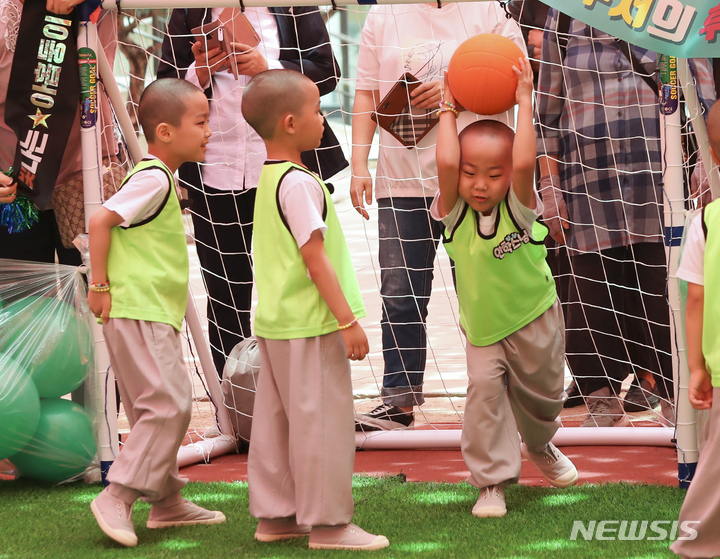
[{"x1": 78, "y1": 0, "x2": 720, "y2": 486}]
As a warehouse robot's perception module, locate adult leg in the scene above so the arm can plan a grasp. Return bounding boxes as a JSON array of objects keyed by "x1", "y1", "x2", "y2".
[
  {"x1": 188, "y1": 182, "x2": 255, "y2": 376},
  {"x1": 622, "y1": 242, "x2": 672, "y2": 400},
  {"x1": 0, "y1": 209, "x2": 57, "y2": 263},
  {"x1": 566, "y1": 247, "x2": 631, "y2": 397},
  {"x1": 377, "y1": 197, "x2": 442, "y2": 408}
]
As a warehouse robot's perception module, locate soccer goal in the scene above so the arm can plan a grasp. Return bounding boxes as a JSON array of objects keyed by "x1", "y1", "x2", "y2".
[{"x1": 79, "y1": 0, "x2": 717, "y2": 484}]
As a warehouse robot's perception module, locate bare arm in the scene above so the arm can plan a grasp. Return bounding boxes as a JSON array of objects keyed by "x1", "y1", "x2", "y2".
[
  {"x1": 435, "y1": 73, "x2": 460, "y2": 218},
  {"x1": 685, "y1": 281, "x2": 713, "y2": 409},
  {"x1": 300, "y1": 230, "x2": 369, "y2": 360},
  {"x1": 88, "y1": 207, "x2": 123, "y2": 323},
  {"x1": 350, "y1": 89, "x2": 379, "y2": 220},
  {"x1": 512, "y1": 57, "x2": 537, "y2": 210}
]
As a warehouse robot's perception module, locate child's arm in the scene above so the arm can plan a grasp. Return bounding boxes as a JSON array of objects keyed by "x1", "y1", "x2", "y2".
[
  {"x1": 435, "y1": 72, "x2": 461, "y2": 218},
  {"x1": 88, "y1": 207, "x2": 124, "y2": 323},
  {"x1": 685, "y1": 281, "x2": 713, "y2": 409},
  {"x1": 512, "y1": 57, "x2": 537, "y2": 211},
  {"x1": 300, "y1": 230, "x2": 369, "y2": 360}
]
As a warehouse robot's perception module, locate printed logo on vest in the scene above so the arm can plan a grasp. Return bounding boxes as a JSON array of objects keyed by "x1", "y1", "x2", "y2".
[{"x1": 493, "y1": 229, "x2": 531, "y2": 260}]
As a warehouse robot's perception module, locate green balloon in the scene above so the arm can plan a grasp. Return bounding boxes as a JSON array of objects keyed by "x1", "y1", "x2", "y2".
[
  {"x1": 9, "y1": 398, "x2": 96, "y2": 483},
  {"x1": 0, "y1": 296, "x2": 92, "y2": 398},
  {"x1": 0, "y1": 353, "x2": 41, "y2": 460}
]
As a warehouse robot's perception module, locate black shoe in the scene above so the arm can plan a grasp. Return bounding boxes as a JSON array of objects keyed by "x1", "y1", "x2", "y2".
[
  {"x1": 563, "y1": 380, "x2": 584, "y2": 408},
  {"x1": 355, "y1": 404, "x2": 414, "y2": 432},
  {"x1": 623, "y1": 378, "x2": 660, "y2": 412}
]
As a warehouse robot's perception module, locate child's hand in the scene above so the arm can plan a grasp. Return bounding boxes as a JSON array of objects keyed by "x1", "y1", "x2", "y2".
[
  {"x1": 341, "y1": 323, "x2": 369, "y2": 361},
  {"x1": 513, "y1": 57, "x2": 534, "y2": 105},
  {"x1": 441, "y1": 72, "x2": 464, "y2": 112},
  {"x1": 88, "y1": 291, "x2": 112, "y2": 324},
  {"x1": 689, "y1": 368, "x2": 713, "y2": 410}
]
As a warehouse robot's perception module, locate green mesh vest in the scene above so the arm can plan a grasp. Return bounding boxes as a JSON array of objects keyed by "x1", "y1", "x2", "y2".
[
  {"x1": 253, "y1": 161, "x2": 365, "y2": 340},
  {"x1": 443, "y1": 197, "x2": 556, "y2": 347},
  {"x1": 702, "y1": 201, "x2": 720, "y2": 386},
  {"x1": 106, "y1": 159, "x2": 188, "y2": 331}
]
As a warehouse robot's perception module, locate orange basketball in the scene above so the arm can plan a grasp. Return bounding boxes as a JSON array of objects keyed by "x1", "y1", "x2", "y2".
[{"x1": 447, "y1": 34, "x2": 525, "y2": 116}]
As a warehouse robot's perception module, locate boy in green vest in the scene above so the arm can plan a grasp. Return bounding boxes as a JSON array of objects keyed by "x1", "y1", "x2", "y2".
[
  {"x1": 240, "y1": 69, "x2": 388, "y2": 551},
  {"x1": 87, "y1": 78, "x2": 225, "y2": 547},
  {"x1": 670, "y1": 101, "x2": 720, "y2": 559},
  {"x1": 432, "y1": 58, "x2": 577, "y2": 517}
]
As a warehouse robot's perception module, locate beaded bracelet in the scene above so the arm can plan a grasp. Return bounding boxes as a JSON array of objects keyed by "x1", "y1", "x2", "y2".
[
  {"x1": 338, "y1": 316, "x2": 359, "y2": 330},
  {"x1": 89, "y1": 281, "x2": 111, "y2": 293},
  {"x1": 436, "y1": 100, "x2": 459, "y2": 118}
]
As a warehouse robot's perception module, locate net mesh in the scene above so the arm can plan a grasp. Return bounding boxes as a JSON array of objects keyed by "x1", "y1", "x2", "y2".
[{"x1": 98, "y1": 0, "x2": 719, "y2": 449}]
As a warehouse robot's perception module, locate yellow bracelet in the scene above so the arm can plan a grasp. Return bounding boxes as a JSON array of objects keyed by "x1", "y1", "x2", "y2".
[
  {"x1": 88, "y1": 281, "x2": 111, "y2": 293},
  {"x1": 436, "y1": 106, "x2": 459, "y2": 118},
  {"x1": 338, "y1": 316, "x2": 358, "y2": 330}
]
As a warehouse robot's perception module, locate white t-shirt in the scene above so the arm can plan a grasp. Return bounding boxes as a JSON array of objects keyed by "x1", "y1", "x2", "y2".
[
  {"x1": 430, "y1": 186, "x2": 543, "y2": 238},
  {"x1": 677, "y1": 213, "x2": 705, "y2": 286},
  {"x1": 276, "y1": 167, "x2": 327, "y2": 248},
  {"x1": 356, "y1": 3, "x2": 526, "y2": 200},
  {"x1": 103, "y1": 157, "x2": 175, "y2": 228},
  {"x1": 185, "y1": 7, "x2": 283, "y2": 192}
]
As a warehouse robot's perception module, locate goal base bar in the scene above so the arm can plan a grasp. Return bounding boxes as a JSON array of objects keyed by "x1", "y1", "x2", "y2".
[{"x1": 356, "y1": 427, "x2": 674, "y2": 450}]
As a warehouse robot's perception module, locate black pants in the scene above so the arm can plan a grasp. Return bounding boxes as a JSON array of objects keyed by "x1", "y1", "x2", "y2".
[
  {"x1": 565, "y1": 242, "x2": 672, "y2": 398},
  {"x1": 0, "y1": 209, "x2": 81, "y2": 265},
  {"x1": 188, "y1": 184, "x2": 255, "y2": 377}
]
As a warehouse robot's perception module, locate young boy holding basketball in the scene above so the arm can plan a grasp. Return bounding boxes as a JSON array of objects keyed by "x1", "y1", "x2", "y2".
[
  {"x1": 241, "y1": 69, "x2": 388, "y2": 551},
  {"x1": 432, "y1": 58, "x2": 577, "y2": 517},
  {"x1": 670, "y1": 101, "x2": 720, "y2": 559},
  {"x1": 87, "y1": 78, "x2": 225, "y2": 547}
]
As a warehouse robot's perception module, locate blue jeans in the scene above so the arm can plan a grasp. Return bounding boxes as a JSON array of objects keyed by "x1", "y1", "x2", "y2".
[{"x1": 378, "y1": 197, "x2": 444, "y2": 407}]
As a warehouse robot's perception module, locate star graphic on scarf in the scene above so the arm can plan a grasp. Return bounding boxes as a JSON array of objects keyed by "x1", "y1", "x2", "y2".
[{"x1": 28, "y1": 108, "x2": 50, "y2": 129}]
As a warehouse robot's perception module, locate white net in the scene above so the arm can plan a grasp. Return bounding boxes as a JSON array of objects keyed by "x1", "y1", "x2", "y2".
[{"x1": 97, "y1": 0, "x2": 719, "y2": 454}]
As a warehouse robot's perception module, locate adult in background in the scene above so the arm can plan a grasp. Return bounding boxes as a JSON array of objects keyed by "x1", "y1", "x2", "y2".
[
  {"x1": 0, "y1": 0, "x2": 122, "y2": 265},
  {"x1": 351, "y1": 2, "x2": 525, "y2": 430},
  {"x1": 158, "y1": 7, "x2": 347, "y2": 377},
  {"x1": 535, "y1": 9, "x2": 716, "y2": 426}
]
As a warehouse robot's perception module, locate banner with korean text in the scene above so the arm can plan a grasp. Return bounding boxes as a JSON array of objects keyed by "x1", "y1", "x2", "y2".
[{"x1": 543, "y1": 0, "x2": 720, "y2": 58}]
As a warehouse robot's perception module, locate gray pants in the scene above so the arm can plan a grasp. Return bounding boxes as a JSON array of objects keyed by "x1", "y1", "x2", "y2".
[
  {"x1": 104, "y1": 319, "x2": 191, "y2": 502},
  {"x1": 462, "y1": 300, "x2": 566, "y2": 488},
  {"x1": 670, "y1": 387, "x2": 720, "y2": 559},
  {"x1": 248, "y1": 332, "x2": 355, "y2": 526}
]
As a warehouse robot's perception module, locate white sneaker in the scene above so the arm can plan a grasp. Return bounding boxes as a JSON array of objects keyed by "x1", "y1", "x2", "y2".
[
  {"x1": 472, "y1": 486, "x2": 506, "y2": 518},
  {"x1": 521, "y1": 441, "x2": 579, "y2": 488}
]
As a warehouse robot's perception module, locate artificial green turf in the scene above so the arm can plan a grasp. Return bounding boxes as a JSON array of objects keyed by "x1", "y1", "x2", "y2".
[{"x1": 0, "y1": 476, "x2": 687, "y2": 558}]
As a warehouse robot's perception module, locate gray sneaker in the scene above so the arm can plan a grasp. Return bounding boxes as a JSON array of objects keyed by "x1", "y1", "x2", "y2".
[
  {"x1": 521, "y1": 441, "x2": 578, "y2": 488},
  {"x1": 472, "y1": 486, "x2": 506, "y2": 518},
  {"x1": 581, "y1": 387, "x2": 630, "y2": 427}
]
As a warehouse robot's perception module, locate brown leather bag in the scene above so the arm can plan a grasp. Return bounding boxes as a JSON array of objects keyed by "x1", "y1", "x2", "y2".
[{"x1": 371, "y1": 72, "x2": 439, "y2": 149}]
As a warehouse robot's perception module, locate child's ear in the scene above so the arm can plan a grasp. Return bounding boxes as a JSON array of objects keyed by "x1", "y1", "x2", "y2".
[
  {"x1": 155, "y1": 122, "x2": 173, "y2": 144},
  {"x1": 711, "y1": 147, "x2": 719, "y2": 166},
  {"x1": 282, "y1": 113, "x2": 295, "y2": 135}
]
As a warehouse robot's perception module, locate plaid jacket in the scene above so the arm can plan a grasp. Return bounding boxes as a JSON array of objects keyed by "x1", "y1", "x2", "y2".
[{"x1": 535, "y1": 9, "x2": 715, "y2": 254}]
